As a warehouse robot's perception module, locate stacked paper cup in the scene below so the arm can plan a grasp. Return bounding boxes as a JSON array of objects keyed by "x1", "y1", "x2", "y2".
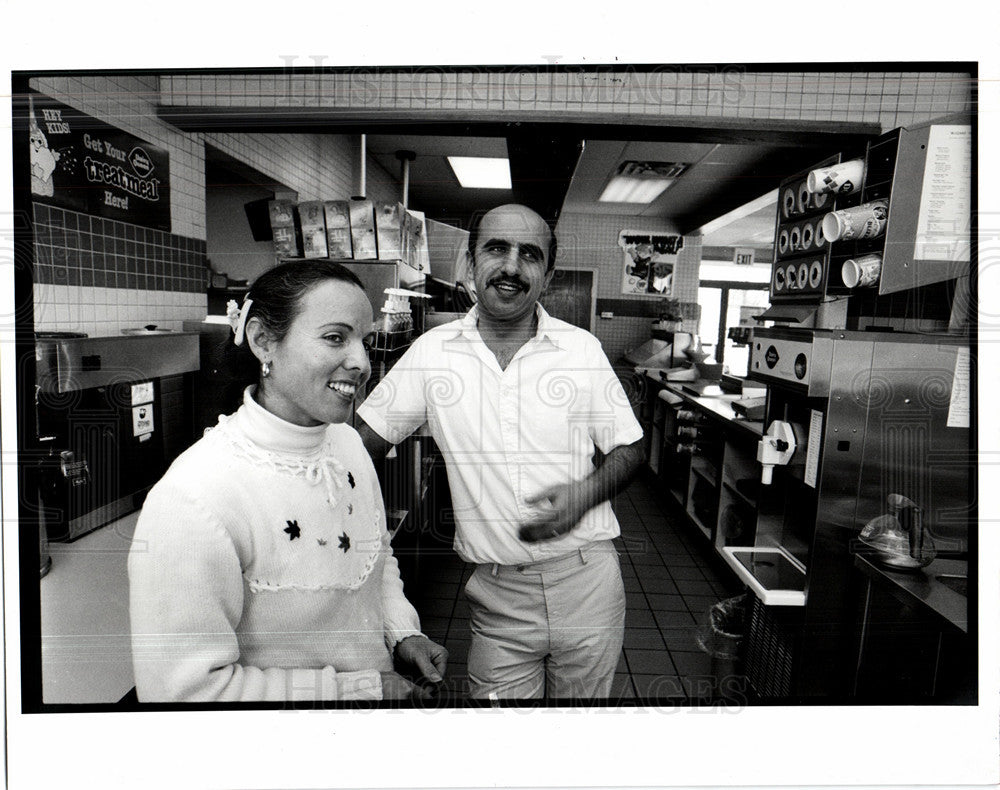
[
  {"x1": 807, "y1": 159, "x2": 864, "y2": 196},
  {"x1": 822, "y1": 199, "x2": 888, "y2": 242},
  {"x1": 841, "y1": 254, "x2": 883, "y2": 288}
]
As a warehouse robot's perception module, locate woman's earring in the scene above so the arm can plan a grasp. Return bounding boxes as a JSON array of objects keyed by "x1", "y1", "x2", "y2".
[{"x1": 261, "y1": 360, "x2": 271, "y2": 378}]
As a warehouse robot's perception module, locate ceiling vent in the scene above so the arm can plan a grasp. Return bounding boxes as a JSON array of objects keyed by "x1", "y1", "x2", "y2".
[{"x1": 616, "y1": 161, "x2": 689, "y2": 179}]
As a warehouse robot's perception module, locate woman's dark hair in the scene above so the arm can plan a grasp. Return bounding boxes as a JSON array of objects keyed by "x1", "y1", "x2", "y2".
[
  {"x1": 218, "y1": 260, "x2": 367, "y2": 411},
  {"x1": 244, "y1": 259, "x2": 365, "y2": 341}
]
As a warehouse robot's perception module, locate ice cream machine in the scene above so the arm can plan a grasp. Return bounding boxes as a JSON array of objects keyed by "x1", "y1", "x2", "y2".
[{"x1": 723, "y1": 327, "x2": 971, "y2": 699}]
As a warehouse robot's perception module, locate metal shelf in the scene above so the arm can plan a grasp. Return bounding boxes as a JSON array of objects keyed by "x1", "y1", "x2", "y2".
[
  {"x1": 687, "y1": 510, "x2": 713, "y2": 542},
  {"x1": 691, "y1": 462, "x2": 718, "y2": 487},
  {"x1": 722, "y1": 480, "x2": 757, "y2": 509}
]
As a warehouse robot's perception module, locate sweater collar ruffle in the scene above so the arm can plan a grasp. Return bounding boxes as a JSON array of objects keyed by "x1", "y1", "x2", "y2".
[{"x1": 230, "y1": 386, "x2": 330, "y2": 455}]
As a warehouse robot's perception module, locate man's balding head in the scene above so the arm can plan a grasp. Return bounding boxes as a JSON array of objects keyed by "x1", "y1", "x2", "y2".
[{"x1": 468, "y1": 204, "x2": 557, "y2": 272}]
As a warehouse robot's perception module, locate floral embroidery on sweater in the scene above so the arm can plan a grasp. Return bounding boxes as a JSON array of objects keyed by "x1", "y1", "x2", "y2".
[{"x1": 210, "y1": 413, "x2": 381, "y2": 592}]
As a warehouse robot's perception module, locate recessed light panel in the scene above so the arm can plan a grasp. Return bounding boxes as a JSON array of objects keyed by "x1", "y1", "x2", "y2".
[
  {"x1": 599, "y1": 177, "x2": 676, "y2": 203},
  {"x1": 447, "y1": 156, "x2": 512, "y2": 189},
  {"x1": 598, "y1": 160, "x2": 688, "y2": 204}
]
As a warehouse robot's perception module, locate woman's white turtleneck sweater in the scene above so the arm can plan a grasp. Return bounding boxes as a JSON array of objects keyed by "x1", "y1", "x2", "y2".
[{"x1": 128, "y1": 388, "x2": 422, "y2": 702}]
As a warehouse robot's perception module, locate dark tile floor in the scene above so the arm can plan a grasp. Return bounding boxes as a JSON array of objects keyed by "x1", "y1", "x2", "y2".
[{"x1": 404, "y1": 472, "x2": 745, "y2": 704}]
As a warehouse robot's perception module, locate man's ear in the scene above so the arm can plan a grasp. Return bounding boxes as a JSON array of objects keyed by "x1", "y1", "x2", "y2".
[{"x1": 244, "y1": 317, "x2": 274, "y2": 363}]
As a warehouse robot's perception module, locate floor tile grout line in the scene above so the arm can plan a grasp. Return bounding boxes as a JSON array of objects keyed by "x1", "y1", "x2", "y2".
[
  {"x1": 618, "y1": 526, "x2": 685, "y2": 682},
  {"x1": 625, "y1": 478, "x2": 742, "y2": 624},
  {"x1": 620, "y1": 477, "x2": 728, "y2": 681},
  {"x1": 422, "y1": 475, "x2": 724, "y2": 701}
]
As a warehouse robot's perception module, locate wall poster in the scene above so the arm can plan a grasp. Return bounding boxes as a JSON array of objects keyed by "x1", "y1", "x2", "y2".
[
  {"x1": 29, "y1": 92, "x2": 171, "y2": 230},
  {"x1": 618, "y1": 230, "x2": 683, "y2": 296}
]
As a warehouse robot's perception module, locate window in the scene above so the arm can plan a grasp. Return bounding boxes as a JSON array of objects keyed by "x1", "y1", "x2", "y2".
[{"x1": 697, "y1": 260, "x2": 771, "y2": 377}]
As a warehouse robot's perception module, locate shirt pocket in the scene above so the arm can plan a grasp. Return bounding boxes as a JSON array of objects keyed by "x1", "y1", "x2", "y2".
[{"x1": 522, "y1": 369, "x2": 595, "y2": 451}]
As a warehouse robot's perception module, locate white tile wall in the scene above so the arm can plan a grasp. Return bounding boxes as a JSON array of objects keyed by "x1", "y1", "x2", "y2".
[
  {"x1": 33, "y1": 284, "x2": 207, "y2": 337},
  {"x1": 554, "y1": 211, "x2": 703, "y2": 360},
  {"x1": 202, "y1": 132, "x2": 397, "y2": 205},
  {"x1": 160, "y1": 69, "x2": 972, "y2": 132}
]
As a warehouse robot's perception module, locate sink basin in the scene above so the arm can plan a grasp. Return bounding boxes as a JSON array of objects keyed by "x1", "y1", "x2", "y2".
[{"x1": 935, "y1": 574, "x2": 967, "y2": 597}]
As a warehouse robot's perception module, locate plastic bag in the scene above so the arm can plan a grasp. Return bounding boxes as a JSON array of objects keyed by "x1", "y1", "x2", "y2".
[{"x1": 696, "y1": 594, "x2": 747, "y2": 660}]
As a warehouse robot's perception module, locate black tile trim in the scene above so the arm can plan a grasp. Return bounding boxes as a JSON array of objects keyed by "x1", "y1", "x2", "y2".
[
  {"x1": 595, "y1": 298, "x2": 700, "y2": 319},
  {"x1": 31, "y1": 205, "x2": 207, "y2": 293}
]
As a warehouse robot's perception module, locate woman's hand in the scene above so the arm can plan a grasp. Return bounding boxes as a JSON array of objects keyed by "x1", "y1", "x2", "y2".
[
  {"x1": 394, "y1": 634, "x2": 448, "y2": 684},
  {"x1": 380, "y1": 670, "x2": 432, "y2": 701}
]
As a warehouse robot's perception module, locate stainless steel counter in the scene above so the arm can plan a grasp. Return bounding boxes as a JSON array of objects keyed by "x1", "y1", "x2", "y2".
[
  {"x1": 853, "y1": 553, "x2": 969, "y2": 634},
  {"x1": 36, "y1": 331, "x2": 200, "y2": 393},
  {"x1": 648, "y1": 378, "x2": 764, "y2": 440}
]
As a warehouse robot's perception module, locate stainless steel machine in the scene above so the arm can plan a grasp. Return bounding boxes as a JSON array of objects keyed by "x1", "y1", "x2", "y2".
[
  {"x1": 33, "y1": 332, "x2": 199, "y2": 541},
  {"x1": 721, "y1": 116, "x2": 973, "y2": 700},
  {"x1": 723, "y1": 327, "x2": 971, "y2": 698}
]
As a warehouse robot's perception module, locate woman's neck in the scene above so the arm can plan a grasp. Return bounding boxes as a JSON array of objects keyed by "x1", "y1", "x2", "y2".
[{"x1": 252, "y1": 382, "x2": 323, "y2": 428}]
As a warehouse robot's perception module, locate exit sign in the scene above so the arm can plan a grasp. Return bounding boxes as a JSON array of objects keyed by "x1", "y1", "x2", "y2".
[{"x1": 734, "y1": 248, "x2": 755, "y2": 266}]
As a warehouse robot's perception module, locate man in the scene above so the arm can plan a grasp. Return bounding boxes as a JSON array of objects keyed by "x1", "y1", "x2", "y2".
[{"x1": 357, "y1": 204, "x2": 644, "y2": 701}]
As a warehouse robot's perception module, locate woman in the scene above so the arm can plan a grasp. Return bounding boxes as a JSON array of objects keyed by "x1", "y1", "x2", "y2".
[{"x1": 128, "y1": 261, "x2": 446, "y2": 702}]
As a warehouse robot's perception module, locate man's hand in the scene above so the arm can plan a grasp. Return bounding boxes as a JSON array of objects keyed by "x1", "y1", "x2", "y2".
[
  {"x1": 518, "y1": 482, "x2": 592, "y2": 543},
  {"x1": 517, "y1": 440, "x2": 645, "y2": 544},
  {"x1": 394, "y1": 634, "x2": 448, "y2": 684}
]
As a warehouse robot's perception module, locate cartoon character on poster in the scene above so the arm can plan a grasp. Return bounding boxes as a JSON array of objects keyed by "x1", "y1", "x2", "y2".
[
  {"x1": 30, "y1": 120, "x2": 60, "y2": 197},
  {"x1": 618, "y1": 231, "x2": 683, "y2": 295}
]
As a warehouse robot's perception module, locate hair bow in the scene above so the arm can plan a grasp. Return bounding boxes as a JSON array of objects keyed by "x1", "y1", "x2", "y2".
[{"x1": 226, "y1": 297, "x2": 253, "y2": 346}]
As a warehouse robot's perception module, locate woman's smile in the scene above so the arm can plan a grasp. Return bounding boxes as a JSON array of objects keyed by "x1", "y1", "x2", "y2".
[{"x1": 327, "y1": 380, "x2": 358, "y2": 399}]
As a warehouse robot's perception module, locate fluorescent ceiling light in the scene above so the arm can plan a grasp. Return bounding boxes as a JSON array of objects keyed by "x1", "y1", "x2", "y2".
[
  {"x1": 447, "y1": 156, "x2": 512, "y2": 189},
  {"x1": 598, "y1": 161, "x2": 689, "y2": 204},
  {"x1": 696, "y1": 188, "x2": 780, "y2": 237},
  {"x1": 599, "y1": 176, "x2": 676, "y2": 204}
]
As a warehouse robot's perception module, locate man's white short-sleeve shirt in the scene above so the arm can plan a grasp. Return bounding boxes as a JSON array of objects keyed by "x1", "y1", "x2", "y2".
[{"x1": 357, "y1": 305, "x2": 644, "y2": 565}]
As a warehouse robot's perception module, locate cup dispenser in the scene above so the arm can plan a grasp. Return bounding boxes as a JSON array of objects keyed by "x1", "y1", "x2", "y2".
[{"x1": 765, "y1": 119, "x2": 970, "y2": 332}]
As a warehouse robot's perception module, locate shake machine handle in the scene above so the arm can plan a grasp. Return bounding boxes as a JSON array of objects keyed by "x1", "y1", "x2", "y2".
[{"x1": 757, "y1": 419, "x2": 798, "y2": 485}]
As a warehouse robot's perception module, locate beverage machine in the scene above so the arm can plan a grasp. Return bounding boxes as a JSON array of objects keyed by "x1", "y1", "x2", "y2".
[{"x1": 721, "y1": 117, "x2": 974, "y2": 700}]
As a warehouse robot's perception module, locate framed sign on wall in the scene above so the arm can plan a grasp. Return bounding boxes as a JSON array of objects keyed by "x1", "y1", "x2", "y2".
[
  {"x1": 28, "y1": 92, "x2": 171, "y2": 231},
  {"x1": 618, "y1": 230, "x2": 683, "y2": 296}
]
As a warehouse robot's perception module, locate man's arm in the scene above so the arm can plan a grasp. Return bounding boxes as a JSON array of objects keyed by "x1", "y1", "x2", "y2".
[
  {"x1": 356, "y1": 417, "x2": 395, "y2": 461},
  {"x1": 519, "y1": 437, "x2": 646, "y2": 542}
]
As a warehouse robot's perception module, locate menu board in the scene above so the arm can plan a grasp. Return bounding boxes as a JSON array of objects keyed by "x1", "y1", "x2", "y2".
[
  {"x1": 914, "y1": 125, "x2": 971, "y2": 263},
  {"x1": 28, "y1": 93, "x2": 171, "y2": 230}
]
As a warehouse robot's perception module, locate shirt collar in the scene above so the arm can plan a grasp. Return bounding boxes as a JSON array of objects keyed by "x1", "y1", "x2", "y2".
[{"x1": 451, "y1": 303, "x2": 564, "y2": 350}]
